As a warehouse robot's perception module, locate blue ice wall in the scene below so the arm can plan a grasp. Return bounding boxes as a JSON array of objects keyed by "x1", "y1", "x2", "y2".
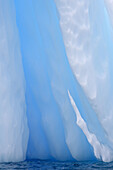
[
  {"x1": 14, "y1": 0, "x2": 96, "y2": 161},
  {"x1": 15, "y1": 0, "x2": 72, "y2": 161},
  {"x1": 1, "y1": 0, "x2": 113, "y2": 163}
]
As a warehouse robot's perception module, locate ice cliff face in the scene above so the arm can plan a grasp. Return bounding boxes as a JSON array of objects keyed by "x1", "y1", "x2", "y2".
[
  {"x1": 0, "y1": 0, "x2": 113, "y2": 162},
  {"x1": 0, "y1": 0, "x2": 28, "y2": 162}
]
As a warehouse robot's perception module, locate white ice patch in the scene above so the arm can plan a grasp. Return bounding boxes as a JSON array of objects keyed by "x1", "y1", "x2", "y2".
[{"x1": 68, "y1": 91, "x2": 113, "y2": 162}]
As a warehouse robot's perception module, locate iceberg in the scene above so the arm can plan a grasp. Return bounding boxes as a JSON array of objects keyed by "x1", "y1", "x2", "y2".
[{"x1": 0, "y1": 0, "x2": 113, "y2": 162}]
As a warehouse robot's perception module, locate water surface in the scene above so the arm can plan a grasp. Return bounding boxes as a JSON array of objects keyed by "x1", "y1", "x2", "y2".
[{"x1": 0, "y1": 160, "x2": 113, "y2": 169}]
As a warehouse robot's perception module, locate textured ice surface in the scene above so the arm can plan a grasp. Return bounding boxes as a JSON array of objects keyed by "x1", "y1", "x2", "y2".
[
  {"x1": 0, "y1": 0, "x2": 113, "y2": 163},
  {"x1": 55, "y1": 0, "x2": 113, "y2": 162}
]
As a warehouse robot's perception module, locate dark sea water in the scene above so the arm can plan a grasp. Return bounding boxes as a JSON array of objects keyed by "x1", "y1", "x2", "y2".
[{"x1": 0, "y1": 160, "x2": 113, "y2": 170}]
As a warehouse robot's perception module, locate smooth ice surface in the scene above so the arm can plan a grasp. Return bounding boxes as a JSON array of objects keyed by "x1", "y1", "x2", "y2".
[
  {"x1": 0, "y1": 0, "x2": 28, "y2": 162},
  {"x1": 15, "y1": 0, "x2": 94, "y2": 161},
  {"x1": 0, "y1": 0, "x2": 113, "y2": 163}
]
